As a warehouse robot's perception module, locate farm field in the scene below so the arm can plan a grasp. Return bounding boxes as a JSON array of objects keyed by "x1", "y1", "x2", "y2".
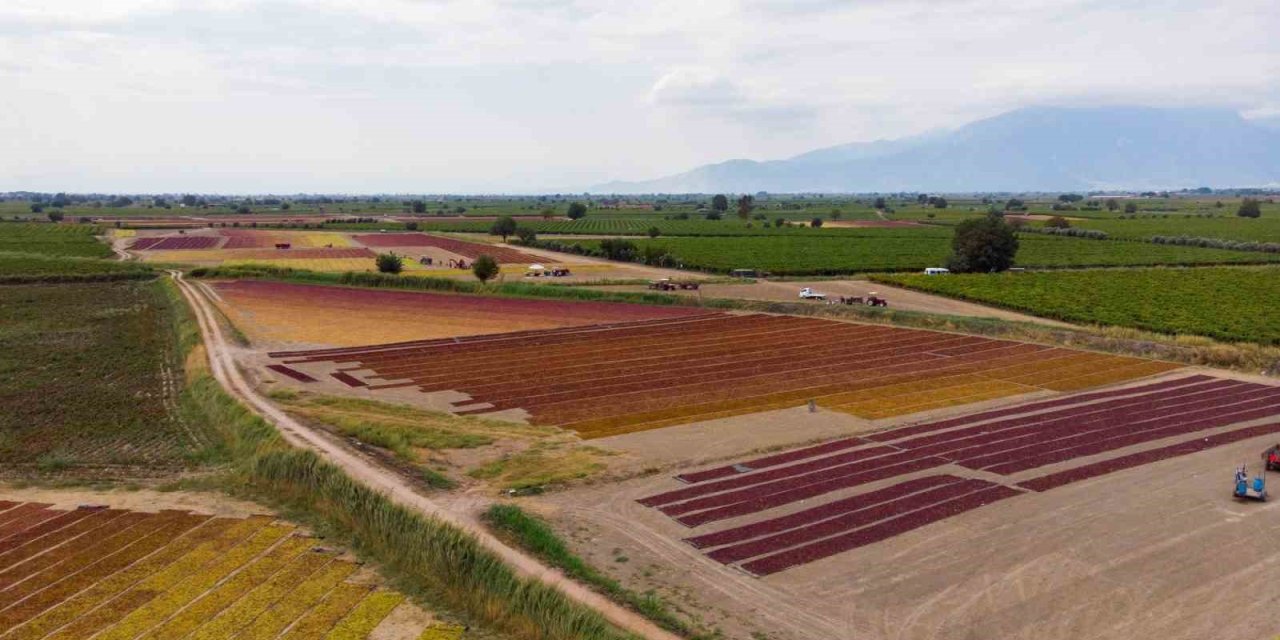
[
  {"x1": 876, "y1": 266, "x2": 1280, "y2": 344},
  {"x1": 0, "y1": 253, "x2": 153, "y2": 279},
  {"x1": 212, "y1": 279, "x2": 708, "y2": 347},
  {"x1": 0, "y1": 499, "x2": 449, "y2": 639},
  {"x1": 637, "y1": 373, "x2": 1280, "y2": 574},
  {"x1": 353, "y1": 233, "x2": 551, "y2": 263},
  {"x1": 0, "y1": 224, "x2": 112, "y2": 259},
  {"x1": 1065, "y1": 212, "x2": 1280, "y2": 243},
  {"x1": 0, "y1": 280, "x2": 209, "y2": 476},
  {"x1": 555, "y1": 233, "x2": 1280, "y2": 275},
  {"x1": 267, "y1": 313, "x2": 1179, "y2": 437}
]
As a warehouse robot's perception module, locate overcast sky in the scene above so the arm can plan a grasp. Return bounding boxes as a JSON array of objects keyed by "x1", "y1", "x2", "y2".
[{"x1": 3, "y1": 0, "x2": 1277, "y2": 193}]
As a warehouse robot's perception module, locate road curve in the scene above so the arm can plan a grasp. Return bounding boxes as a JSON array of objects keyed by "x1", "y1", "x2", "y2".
[{"x1": 169, "y1": 271, "x2": 681, "y2": 640}]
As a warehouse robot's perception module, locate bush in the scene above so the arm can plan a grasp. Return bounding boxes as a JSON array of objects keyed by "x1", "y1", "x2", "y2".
[
  {"x1": 514, "y1": 227, "x2": 538, "y2": 245},
  {"x1": 1239, "y1": 198, "x2": 1262, "y2": 218},
  {"x1": 810, "y1": 217, "x2": 823, "y2": 228},
  {"x1": 375, "y1": 253, "x2": 403, "y2": 274},
  {"x1": 46, "y1": 210, "x2": 64, "y2": 223},
  {"x1": 404, "y1": 221, "x2": 419, "y2": 231},
  {"x1": 646, "y1": 226, "x2": 661, "y2": 238},
  {"x1": 472, "y1": 255, "x2": 499, "y2": 282},
  {"x1": 1124, "y1": 202, "x2": 1138, "y2": 214},
  {"x1": 597, "y1": 238, "x2": 637, "y2": 261},
  {"x1": 1045, "y1": 216, "x2": 1071, "y2": 229}
]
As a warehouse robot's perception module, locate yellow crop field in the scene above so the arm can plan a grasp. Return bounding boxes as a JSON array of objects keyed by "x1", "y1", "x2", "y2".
[{"x1": 0, "y1": 501, "x2": 446, "y2": 639}]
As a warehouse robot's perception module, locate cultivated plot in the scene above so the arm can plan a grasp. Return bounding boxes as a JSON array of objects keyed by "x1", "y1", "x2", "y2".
[
  {"x1": 638, "y1": 374, "x2": 1280, "y2": 576},
  {"x1": 269, "y1": 314, "x2": 1179, "y2": 437}
]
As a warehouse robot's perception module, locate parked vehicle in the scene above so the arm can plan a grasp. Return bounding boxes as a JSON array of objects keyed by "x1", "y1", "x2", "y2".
[{"x1": 799, "y1": 287, "x2": 827, "y2": 300}]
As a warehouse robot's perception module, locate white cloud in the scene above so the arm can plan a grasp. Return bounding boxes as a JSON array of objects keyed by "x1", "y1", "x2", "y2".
[{"x1": 0, "y1": 0, "x2": 1277, "y2": 192}]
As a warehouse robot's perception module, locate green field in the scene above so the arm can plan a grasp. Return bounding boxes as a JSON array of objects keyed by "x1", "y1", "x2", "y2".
[
  {"x1": 875, "y1": 266, "x2": 1280, "y2": 344},
  {"x1": 0, "y1": 280, "x2": 211, "y2": 473},
  {"x1": 0, "y1": 251, "x2": 154, "y2": 280},
  {"x1": 1061, "y1": 215, "x2": 1280, "y2": 243},
  {"x1": 0, "y1": 222, "x2": 113, "y2": 258},
  {"x1": 555, "y1": 233, "x2": 1280, "y2": 275}
]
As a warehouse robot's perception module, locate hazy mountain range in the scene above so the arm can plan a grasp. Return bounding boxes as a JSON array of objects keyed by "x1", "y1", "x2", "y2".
[{"x1": 595, "y1": 106, "x2": 1280, "y2": 193}]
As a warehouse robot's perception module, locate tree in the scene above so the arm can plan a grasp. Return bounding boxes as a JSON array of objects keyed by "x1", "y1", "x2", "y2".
[
  {"x1": 773, "y1": 217, "x2": 786, "y2": 228},
  {"x1": 181, "y1": 194, "x2": 198, "y2": 207},
  {"x1": 514, "y1": 227, "x2": 538, "y2": 244},
  {"x1": 472, "y1": 255, "x2": 499, "y2": 282},
  {"x1": 1004, "y1": 198, "x2": 1025, "y2": 211},
  {"x1": 647, "y1": 226, "x2": 661, "y2": 238},
  {"x1": 1238, "y1": 198, "x2": 1262, "y2": 218},
  {"x1": 931, "y1": 197, "x2": 948, "y2": 209},
  {"x1": 541, "y1": 208, "x2": 556, "y2": 220},
  {"x1": 1123, "y1": 202, "x2": 1138, "y2": 214},
  {"x1": 945, "y1": 213, "x2": 1019, "y2": 273},
  {"x1": 810, "y1": 217, "x2": 823, "y2": 228},
  {"x1": 376, "y1": 253, "x2": 403, "y2": 274},
  {"x1": 411, "y1": 200, "x2": 427, "y2": 214},
  {"x1": 711, "y1": 194, "x2": 729, "y2": 212},
  {"x1": 490, "y1": 215, "x2": 518, "y2": 241},
  {"x1": 704, "y1": 210, "x2": 722, "y2": 221},
  {"x1": 29, "y1": 203, "x2": 43, "y2": 214},
  {"x1": 46, "y1": 210, "x2": 64, "y2": 223},
  {"x1": 566, "y1": 202, "x2": 588, "y2": 220},
  {"x1": 873, "y1": 197, "x2": 887, "y2": 210},
  {"x1": 237, "y1": 205, "x2": 251, "y2": 214},
  {"x1": 280, "y1": 202, "x2": 291, "y2": 211},
  {"x1": 598, "y1": 238, "x2": 637, "y2": 261},
  {"x1": 1045, "y1": 216, "x2": 1071, "y2": 229},
  {"x1": 404, "y1": 221, "x2": 419, "y2": 231},
  {"x1": 736, "y1": 195, "x2": 755, "y2": 221},
  {"x1": 1105, "y1": 198, "x2": 1120, "y2": 211},
  {"x1": 831, "y1": 209, "x2": 842, "y2": 220}
]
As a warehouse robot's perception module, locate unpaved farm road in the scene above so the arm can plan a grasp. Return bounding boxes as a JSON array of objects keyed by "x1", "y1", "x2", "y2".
[{"x1": 170, "y1": 271, "x2": 679, "y2": 640}]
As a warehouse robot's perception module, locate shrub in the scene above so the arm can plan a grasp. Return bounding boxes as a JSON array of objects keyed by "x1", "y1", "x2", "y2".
[
  {"x1": 404, "y1": 221, "x2": 419, "y2": 231},
  {"x1": 646, "y1": 226, "x2": 661, "y2": 238},
  {"x1": 1239, "y1": 198, "x2": 1262, "y2": 218},
  {"x1": 375, "y1": 253, "x2": 403, "y2": 274},
  {"x1": 810, "y1": 217, "x2": 823, "y2": 228},
  {"x1": 1045, "y1": 216, "x2": 1071, "y2": 229},
  {"x1": 514, "y1": 227, "x2": 538, "y2": 245},
  {"x1": 472, "y1": 255, "x2": 499, "y2": 282}
]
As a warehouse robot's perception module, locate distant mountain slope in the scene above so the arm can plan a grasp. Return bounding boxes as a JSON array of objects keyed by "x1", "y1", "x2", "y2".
[{"x1": 596, "y1": 106, "x2": 1280, "y2": 193}]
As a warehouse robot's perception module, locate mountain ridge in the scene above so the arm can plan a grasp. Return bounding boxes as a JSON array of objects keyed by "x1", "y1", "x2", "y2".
[{"x1": 594, "y1": 106, "x2": 1280, "y2": 193}]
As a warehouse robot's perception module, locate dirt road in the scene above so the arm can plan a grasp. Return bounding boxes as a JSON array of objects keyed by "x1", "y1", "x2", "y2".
[{"x1": 170, "y1": 271, "x2": 680, "y2": 640}]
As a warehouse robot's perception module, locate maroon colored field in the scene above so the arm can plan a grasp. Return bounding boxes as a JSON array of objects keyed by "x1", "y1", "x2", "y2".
[
  {"x1": 352, "y1": 233, "x2": 550, "y2": 263},
  {"x1": 130, "y1": 236, "x2": 222, "y2": 250},
  {"x1": 637, "y1": 374, "x2": 1280, "y2": 575}
]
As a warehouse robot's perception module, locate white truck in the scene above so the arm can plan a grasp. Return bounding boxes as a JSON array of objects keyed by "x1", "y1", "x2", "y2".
[{"x1": 799, "y1": 287, "x2": 827, "y2": 300}]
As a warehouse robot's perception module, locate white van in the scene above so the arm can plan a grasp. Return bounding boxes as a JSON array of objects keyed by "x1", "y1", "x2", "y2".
[{"x1": 924, "y1": 267, "x2": 950, "y2": 275}]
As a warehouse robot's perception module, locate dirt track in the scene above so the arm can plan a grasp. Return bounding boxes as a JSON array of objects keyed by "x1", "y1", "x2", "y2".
[{"x1": 171, "y1": 271, "x2": 680, "y2": 640}]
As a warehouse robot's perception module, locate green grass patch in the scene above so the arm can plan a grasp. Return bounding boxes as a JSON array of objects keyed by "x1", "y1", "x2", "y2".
[
  {"x1": 0, "y1": 222, "x2": 113, "y2": 258},
  {"x1": 876, "y1": 266, "x2": 1280, "y2": 344},
  {"x1": 484, "y1": 503, "x2": 716, "y2": 639}
]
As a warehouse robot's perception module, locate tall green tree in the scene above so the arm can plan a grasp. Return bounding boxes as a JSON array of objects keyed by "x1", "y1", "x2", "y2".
[
  {"x1": 736, "y1": 195, "x2": 754, "y2": 221},
  {"x1": 945, "y1": 213, "x2": 1019, "y2": 273},
  {"x1": 711, "y1": 194, "x2": 729, "y2": 212},
  {"x1": 490, "y1": 215, "x2": 518, "y2": 241}
]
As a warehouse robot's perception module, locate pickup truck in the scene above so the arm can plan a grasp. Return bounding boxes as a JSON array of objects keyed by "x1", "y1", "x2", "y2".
[{"x1": 799, "y1": 287, "x2": 827, "y2": 300}]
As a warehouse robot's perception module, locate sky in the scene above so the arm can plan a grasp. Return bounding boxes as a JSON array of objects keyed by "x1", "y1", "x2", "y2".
[{"x1": 2, "y1": 0, "x2": 1278, "y2": 193}]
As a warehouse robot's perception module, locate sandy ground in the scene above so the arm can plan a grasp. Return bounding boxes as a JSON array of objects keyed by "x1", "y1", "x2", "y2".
[
  {"x1": 529, "y1": 369, "x2": 1280, "y2": 640},
  {"x1": 592, "y1": 279, "x2": 1075, "y2": 328}
]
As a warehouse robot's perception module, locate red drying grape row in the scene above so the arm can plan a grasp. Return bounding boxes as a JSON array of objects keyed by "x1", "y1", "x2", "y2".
[
  {"x1": 269, "y1": 313, "x2": 722, "y2": 359},
  {"x1": 906, "y1": 380, "x2": 1264, "y2": 462},
  {"x1": 684, "y1": 475, "x2": 963, "y2": 549},
  {"x1": 893, "y1": 379, "x2": 1246, "y2": 453},
  {"x1": 674, "y1": 457, "x2": 947, "y2": 528},
  {"x1": 660, "y1": 450, "x2": 925, "y2": 516},
  {"x1": 129, "y1": 236, "x2": 222, "y2": 250},
  {"x1": 864, "y1": 374, "x2": 1217, "y2": 443},
  {"x1": 640, "y1": 445, "x2": 899, "y2": 507},
  {"x1": 706, "y1": 478, "x2": 999, "y2": 564},
  {"x1": 973, "y1": 392, "x2": 1280, "y2": 474},
  {"x1": 353, "y1": 233, "x2": 552, "y2": 263},
  {"x1": 0, "y1": 505, "x2": 61, "y2": 540},
  {"x1": 673, "y1": 376, "x2": 1223, "y2": 485},
  {"x1": 330, "y1": 371, "x2": 367, "y2": 388},
  {"x1": 740, "y1": 485, "x2": 1023, "y2": 576},
  {"x1": 1020, "y1": 421, "x2": 1280, "y2": 492},
  {"x1": 0, "y1": 506, "x2": 106, "y2": 555},
  {"x1": 0, "y1": 511, "x2": 152, "y2": 594},
  {"x1": 0, "y1": 509, "x2": 125, "y2": 572},
  {"x1": 266, "y1": 364, "x2": 317, "y2": 383}
]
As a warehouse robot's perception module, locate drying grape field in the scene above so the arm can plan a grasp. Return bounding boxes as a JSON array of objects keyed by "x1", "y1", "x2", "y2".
[
  {"x1": 266, "y1": 312, "x2": 1178, "y2": 437},
  {"x1": 0, "y1": 501, "x2": 452, "y2": 639},
  {"x1": 637, "y1": 374, "x2": 1280, "y2": 575}
]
